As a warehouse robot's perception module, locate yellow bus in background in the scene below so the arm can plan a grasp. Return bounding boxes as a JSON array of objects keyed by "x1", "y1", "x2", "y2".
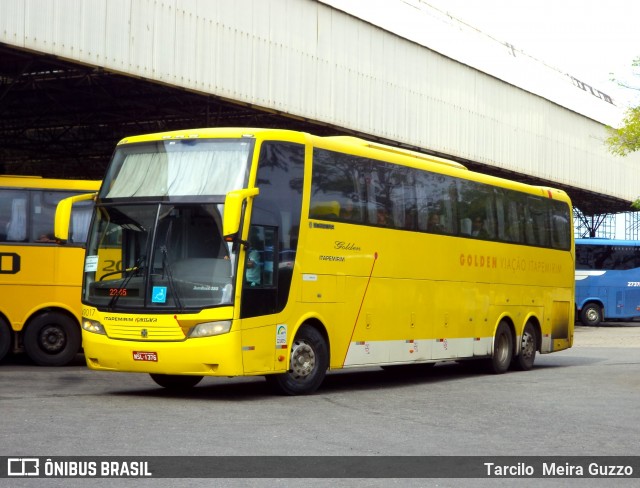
[
  {"x1": 0, "y1": 176, "x2": 101, "y2": 365},
  {"x1": 61, "y1": 128, "x2": 574, "y2": 394}
]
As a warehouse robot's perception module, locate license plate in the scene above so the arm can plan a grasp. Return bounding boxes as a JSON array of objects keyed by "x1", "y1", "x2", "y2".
[{"x1": 133, "y1": 351, "x2": 158, "y2": 362}]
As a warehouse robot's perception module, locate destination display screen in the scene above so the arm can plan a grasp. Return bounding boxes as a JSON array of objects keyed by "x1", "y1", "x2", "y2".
[{"x1": 94, "y1": 288, "x2": 140, "y2": 297}]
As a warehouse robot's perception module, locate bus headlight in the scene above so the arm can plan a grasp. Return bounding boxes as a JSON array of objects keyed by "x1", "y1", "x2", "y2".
[
  {"x1": 188, "y1": 320, "x2": 232, "y2": 338},
  {"x1": 82, "y1": 318, "x2": 106, "y2": 335}
]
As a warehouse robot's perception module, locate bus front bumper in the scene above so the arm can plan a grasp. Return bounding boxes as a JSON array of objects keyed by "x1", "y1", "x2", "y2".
[{"x1": 81, "y1": 330, "x2": 244, "y2": 376}]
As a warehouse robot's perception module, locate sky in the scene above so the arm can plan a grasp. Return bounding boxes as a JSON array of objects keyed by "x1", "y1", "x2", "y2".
[{"x1": 422, "y1": 0, "x2": 640, "y2": 109}]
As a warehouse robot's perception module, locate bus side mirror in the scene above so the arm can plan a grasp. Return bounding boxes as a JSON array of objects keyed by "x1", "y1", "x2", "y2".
[
  {"x1": 55, "y1": 193, "x2": 96, "y2": 243},
  {"x1": 223, "y1": 188, "x2": 259, "y2": 240}
]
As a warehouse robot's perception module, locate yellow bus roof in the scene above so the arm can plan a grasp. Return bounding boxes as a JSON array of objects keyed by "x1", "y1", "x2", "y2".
[
  {"x1": 0, "y1": 175, "x2": 101, "y2": 191},
  {"x1": 114, "y1": 127, "x2": 571, "y2": 205}
]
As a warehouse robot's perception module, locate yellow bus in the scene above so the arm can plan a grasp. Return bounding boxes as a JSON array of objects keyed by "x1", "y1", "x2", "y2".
[
  {"x1": 0, "y1": 176, "x2": 101, "y2": 366},
  {"x1": 59, "y1": 128, "x2": 574, "y2": 394}
]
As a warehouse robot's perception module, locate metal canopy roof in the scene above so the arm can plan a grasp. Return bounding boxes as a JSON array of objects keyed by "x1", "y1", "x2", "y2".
[
  {"x1": 0, "y1": 44, "x2": 632, "y2": 217},
  {"x1": 0, "y1": 44, "x2": 337, "y2": 180}
]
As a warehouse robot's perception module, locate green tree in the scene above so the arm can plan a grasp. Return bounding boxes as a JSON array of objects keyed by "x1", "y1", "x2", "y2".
[
  {"x1": 606, "y1": 57, "x2": 640, "y2": 209},
  {"x1": 606, "y1": 105, "x2": 640, "y2": 157},
  {"x1": 608, "y1": 106, "x2": 640, "y2": 209}
]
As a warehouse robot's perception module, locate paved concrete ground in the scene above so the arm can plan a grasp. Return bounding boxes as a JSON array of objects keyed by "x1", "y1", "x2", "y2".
[{"x1": 574, "y1": 322, "x2": 640, "y2": 347}]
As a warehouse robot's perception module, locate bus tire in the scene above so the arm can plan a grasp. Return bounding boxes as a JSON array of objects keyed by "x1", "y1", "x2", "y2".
[
  {"x1": 149, "y1": 374, "x2": 203, "y2": 389},
  {"x1": 265, "y1": 326, "x2": 328, "y2": 395},
  {"x1": 580, "y1": 303, "x2": 602, "y2": 327},
  {"x1": 513, "y1": 321, "x2": 537, "y2": 371},
  {"x1": 485, "y1": 321, "x2": 513, "y2": 374},
  {"x1": 0, "y1": 317, "x2": 12, "y2": 363},
  {"x1": 23, "y1": 312, "x2": 81, "y2": 366}
]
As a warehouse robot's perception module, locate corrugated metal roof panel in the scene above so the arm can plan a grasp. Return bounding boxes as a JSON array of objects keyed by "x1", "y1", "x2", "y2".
[{"x1": 0, "y1": 0, "x2": 638, "y2": 205}]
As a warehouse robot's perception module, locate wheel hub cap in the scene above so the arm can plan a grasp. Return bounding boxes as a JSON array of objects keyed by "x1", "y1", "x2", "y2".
[
  {"x1": 40, "y1": 326, "x2": 65, "y2": 352},
  {"x1": 290, "y1": 341, "x2": 315, "y2": 378}
]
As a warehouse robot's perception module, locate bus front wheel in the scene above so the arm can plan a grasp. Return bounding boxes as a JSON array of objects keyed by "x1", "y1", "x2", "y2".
[
  {"x1": 485, "y1": 321, "x2": 513, "y2": 374},
  {"x1": 0, "y1": 317, "x2": 12, "y2": 363},
  {"x1": 150, "y1": 374, "x2": 203, "y2": 389},
  {"x1": 23, "y1": 312, "x2": 81, "y2": 366},
  {"x1": 580, "y1": 303, "x2": 602, "y2": 326},
  {"x1": 266, "y1": 326, "x2": 329, "y2": 395}
]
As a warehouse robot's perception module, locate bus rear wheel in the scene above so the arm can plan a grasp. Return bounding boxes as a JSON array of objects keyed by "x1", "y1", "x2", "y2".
[
  {"x1": 485, "y1": 321, "x2": 513, "y2": 374},
  {"x1": 580, "y1": 303, "x2": 602, "y2": 326},
  {"x1": 23, "y1": 312, "x2": 81, "y2": 366},
  {"x1": 0, "y1": 317, "x2": 12, "y2": 363},
  {"x1": 266, "y1": 326, "x2": 328, "y2": 395},
  {"x1": 149, "y1": 374, "x2": 203, "y2": 389},
  {"x1": 513, "y1": 321, "x2": 537, "y2": 371}
]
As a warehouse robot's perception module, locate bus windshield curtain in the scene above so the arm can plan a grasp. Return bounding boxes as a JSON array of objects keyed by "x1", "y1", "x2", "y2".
[{"x1": 106, "y1": 149, "x2": 249, "y2": 198}]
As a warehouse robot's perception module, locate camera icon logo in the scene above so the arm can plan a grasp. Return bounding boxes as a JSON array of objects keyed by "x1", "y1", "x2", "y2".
[{"x1": 7, "y1": 458, "x2": 40, "y2": 476}]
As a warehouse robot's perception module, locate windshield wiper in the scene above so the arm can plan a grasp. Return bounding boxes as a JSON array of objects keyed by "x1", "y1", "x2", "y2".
[
  {"x1": 160, "y1": 244, "x2": 184, "y2": 311},
  {"x1": 107, "y1": 254, "x2": 146, "y2": 310}
]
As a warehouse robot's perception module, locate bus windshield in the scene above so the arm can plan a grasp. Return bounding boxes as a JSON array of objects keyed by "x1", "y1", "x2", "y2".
[
  {"x1": 84, "y1": 202, "x2": 235, "y2": 311},
  {"x1": 84, "y1": 137, "x2": 254, "y2": 312}
]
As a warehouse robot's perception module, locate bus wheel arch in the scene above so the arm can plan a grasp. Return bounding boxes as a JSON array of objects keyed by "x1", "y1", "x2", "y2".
[
  {"x1": 580, "y1": 302, "x2": 603, "y2": 326},
  {"x1": 266, "y1": 320, "x2": 330, "y2": 396},
  {"x1": 0, "y1": 315, "x2": 12, "y2": 363},
  {"x1": 485, "y1": 318, "x2": 514, "y2": 374},
  {"x1": 23, "y1": 309, "x2": 81, "y2": 366},
  {"x1": 512, "y1": 318, "x2": 539, "y2": 371}
]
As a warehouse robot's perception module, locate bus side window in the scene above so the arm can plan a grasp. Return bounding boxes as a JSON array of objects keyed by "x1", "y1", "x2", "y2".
[
  {"x1": 505, "y1": 201, "x2": 523, "y2": 243},
  {"x1": 310, "y1": 201, "x2": 339, "y2": 219},
  {"x1": 551, "y1": 202, "x2": 571, "y2": 250},
  {"x1": 0, "y1": 195, "x2": 10, "y2": 241},
  {"x1": 245, "y1": 225, "x2": 277, "y2": 287},
  {"x1": 6, "y1": 197, "x2": 28, "y2": 241},
  {"x1": 460, "y1": 218, "x2": 472, "y2": 236},
  {"x1": 35, "y1": 233, "x2": 57, "y2": 243}
]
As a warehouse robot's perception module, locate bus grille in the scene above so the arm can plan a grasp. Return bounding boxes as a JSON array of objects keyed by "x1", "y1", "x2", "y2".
[{"x1": 106, "y1": 322, "x2": 185, "y2": 341}]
